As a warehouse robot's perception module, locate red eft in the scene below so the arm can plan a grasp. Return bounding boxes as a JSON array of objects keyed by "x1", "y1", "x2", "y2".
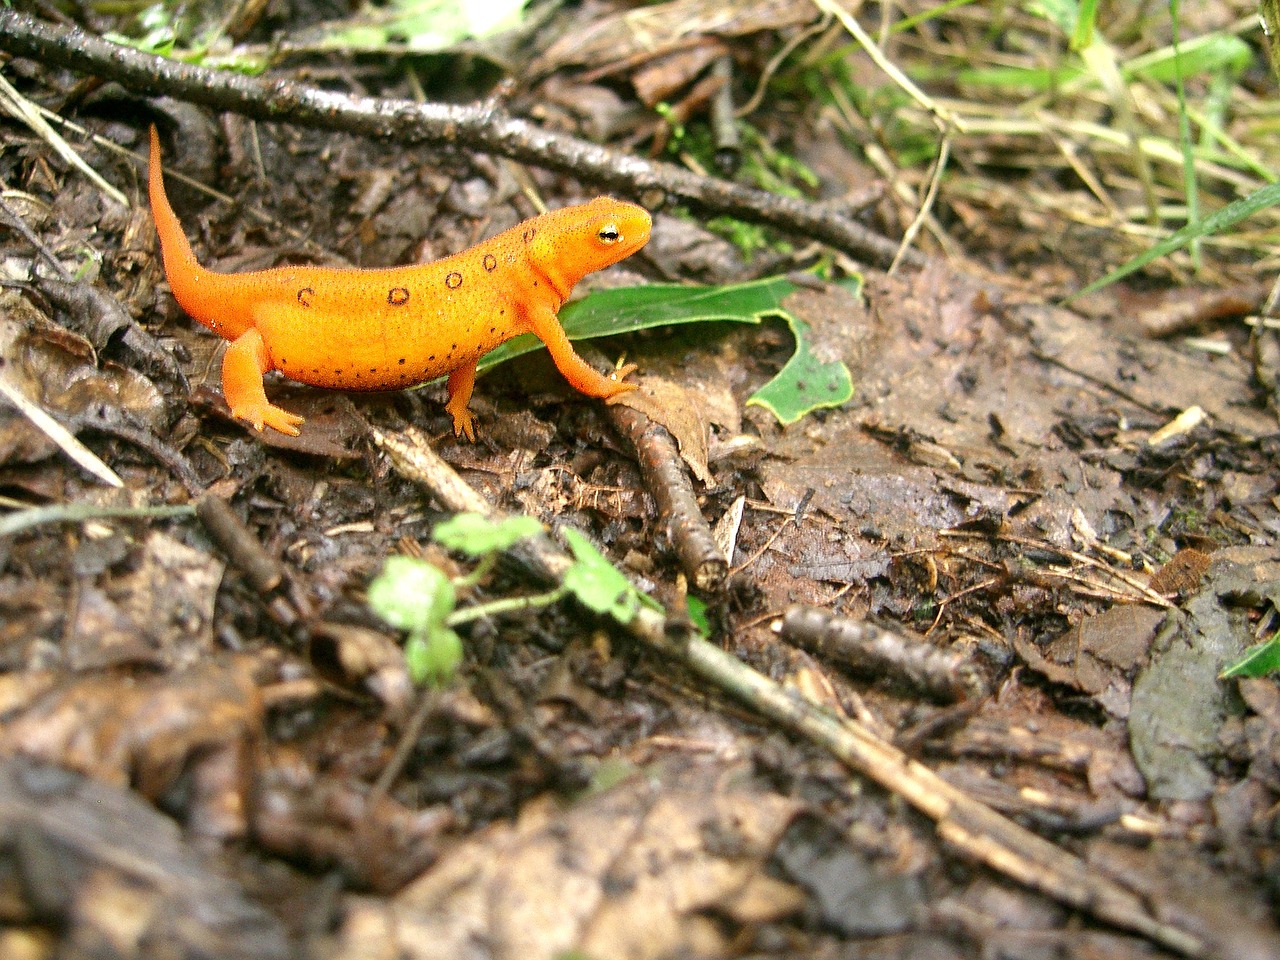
[{"x1": 147, "y1": 126, "x2": 651, "y2": 440}]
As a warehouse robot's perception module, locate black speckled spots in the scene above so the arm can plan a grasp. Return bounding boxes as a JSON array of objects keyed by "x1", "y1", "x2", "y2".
[
  {"x1": 482, "y1": 253, "x2": 497, "y2": 272},
  {"x1": 388, "y1": 287, "x2": 410, "y2": 306},
  {"x1": 399, "y1": 357, "x2": 406, "y2": 365},
  {"x1": 445, "y1": 271, "x2": 463, "y2": 290},
  {"x1": 297, "y1": 287, "x2": 314, "y2": 307},
  {"x1": 523, "y1": 226, "x2": 536, "y2": 243}
]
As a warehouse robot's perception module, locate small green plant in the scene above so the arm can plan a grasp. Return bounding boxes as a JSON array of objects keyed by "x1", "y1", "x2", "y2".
[
  {"x1": 103, "y1": 0, "x2": 273, "y2": 72},
  {"x1": 367, "y1": 555, "x2": 463, "y2": 686},
  {"x1": 325, "y1": 0, "x2": 527, "y2": 53},
  {"x1": 366, "y1": 513, "x2": 656, "y2": 685}
]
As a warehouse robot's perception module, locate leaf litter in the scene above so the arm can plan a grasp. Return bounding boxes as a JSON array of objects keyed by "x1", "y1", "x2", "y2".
[{"x1": 1, "y1": 2, "x2": 1280, "y2": 958}]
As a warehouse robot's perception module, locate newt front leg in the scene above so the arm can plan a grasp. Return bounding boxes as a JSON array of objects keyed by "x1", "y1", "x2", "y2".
[{"x1": 526, "y1": 304, "x2": 637, "y2": 400}]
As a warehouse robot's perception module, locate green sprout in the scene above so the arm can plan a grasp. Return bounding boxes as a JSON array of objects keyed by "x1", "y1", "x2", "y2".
[{"x1": 367, "y1": 513, "x2": 657, "y2": 684}]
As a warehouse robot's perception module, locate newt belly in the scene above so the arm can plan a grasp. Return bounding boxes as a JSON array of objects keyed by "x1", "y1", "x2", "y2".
[{"x1": 148, "y1": 126, "x2": 651, "y2": 440}]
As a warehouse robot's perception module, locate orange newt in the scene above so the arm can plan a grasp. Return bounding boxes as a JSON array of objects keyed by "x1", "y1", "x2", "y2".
[{"x1": 147, "y1": 125, "x2": 651, "y2": 440}]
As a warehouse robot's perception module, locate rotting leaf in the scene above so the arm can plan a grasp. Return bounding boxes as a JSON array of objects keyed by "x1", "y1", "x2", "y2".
[
  {"x1": 609, "y1": 374, "x2": 712, "y2": 485},
  {"x1": 0, "y1": 291, "x2": 167, "y2": 469},
  {"x1": 66, "y1": 530, "x2": 225, "y2": 669},
  {"x1": 772, "y1": 813, "x2": 920, "y2": 937},
  {"x1": 475, "y1": 275, "x2": 859, "y2": 426},
  {"x1": 1130, "y1": 548, "x2": 1280, "y2": 801},
  {"x1": 0, "y1": 757, "x2": 290, "y2": 960},
  {"x1": 0, "y1": 659, "x2": 262, "y2": 840}
]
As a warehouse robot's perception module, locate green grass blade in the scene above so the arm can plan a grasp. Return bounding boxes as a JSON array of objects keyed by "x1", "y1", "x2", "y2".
[{"x1": 1074, "y1": 182, "x2": 1280, "y2": 296}]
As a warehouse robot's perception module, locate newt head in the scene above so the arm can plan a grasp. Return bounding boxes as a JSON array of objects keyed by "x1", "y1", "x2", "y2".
[
  {"x1": 575, "y1": 196, "x2": 653, "y2": 267},
  {"x1": 526, "y1": 197, "x2": 652, "y2": 294}
]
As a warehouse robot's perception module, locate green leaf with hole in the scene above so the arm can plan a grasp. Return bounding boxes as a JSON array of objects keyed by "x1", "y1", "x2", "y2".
[
  {"x1": 477, "y1": 274, "x2": 857, "y2": 426},
  {"x1": 433, "y1": 513, "x2": 543, "y2": 556},
  {"x1": 745, "y1": 309, "x2": 854, "y2": 425}
]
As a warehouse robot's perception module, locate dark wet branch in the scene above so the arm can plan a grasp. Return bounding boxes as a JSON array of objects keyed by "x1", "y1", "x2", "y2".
[
  {"x1": 781, "y1": 604, "x2": 985, "y2": 702},
  {"x1": 606, "y1": 400, "x2": 727, "y2": 594},
  {"x1": 0, "y1": 10, "x2": 925, "y2": 269}
]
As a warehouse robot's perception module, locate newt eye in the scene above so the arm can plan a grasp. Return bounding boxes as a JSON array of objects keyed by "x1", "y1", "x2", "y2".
[{"x1": 598, "y1": 222, "x2": 621, "y2": 243}]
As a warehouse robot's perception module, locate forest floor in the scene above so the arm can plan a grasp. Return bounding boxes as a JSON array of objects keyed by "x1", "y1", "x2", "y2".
[{"x1": 0, "y1": 2, "x2": 1278, "y2": 959}]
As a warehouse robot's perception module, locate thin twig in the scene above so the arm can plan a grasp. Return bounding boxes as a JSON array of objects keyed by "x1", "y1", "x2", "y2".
[{"x1": 0, "y1": 67, "x2": 128, "y2": 206}]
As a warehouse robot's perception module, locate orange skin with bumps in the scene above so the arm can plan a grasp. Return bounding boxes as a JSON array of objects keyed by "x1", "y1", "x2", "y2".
[{"x1": 147, "y1": 126, "x2": 651, "y2": 439}]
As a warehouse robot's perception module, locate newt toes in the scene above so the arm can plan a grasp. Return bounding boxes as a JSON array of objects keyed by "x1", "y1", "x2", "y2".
[{"x1": 147, "y1": 125, "x2": 652, "y2": 439}]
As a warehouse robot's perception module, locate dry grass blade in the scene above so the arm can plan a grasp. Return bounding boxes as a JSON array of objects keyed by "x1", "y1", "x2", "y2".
[
  {"x1": 0, "y1": 70, "x2": 127, "y2": 207},
  {"x1": 0, "y1": 379, "x2": 123, "y2": 488}
]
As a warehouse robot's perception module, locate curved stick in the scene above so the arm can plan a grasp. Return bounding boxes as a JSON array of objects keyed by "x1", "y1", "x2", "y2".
[{"x1": 0, "y1": 10, "x2": 924, "y2": 269}]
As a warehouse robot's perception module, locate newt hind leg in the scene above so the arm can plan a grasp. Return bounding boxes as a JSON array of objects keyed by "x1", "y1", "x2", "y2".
[
  {"x1": 445, "y1": 360, "x2": 479, "y2": 441},
  {"x1": 221, "y1": 328, "x2": 304, "y2": 436}
]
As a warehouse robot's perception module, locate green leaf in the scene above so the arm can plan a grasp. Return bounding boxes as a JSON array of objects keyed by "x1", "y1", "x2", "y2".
[
  {"x1": 1069, "y1": 0, "x2": 1097, "y2": 51},
  {"x1": 1221, "y1": 631, "x2": 1280, "y2": 679},
  {"x1": 686, "y1": 595, "x2": 710, "y2": 636},
  {"x1": 560, "y1": 528, "x2": 641, "y2": 625},
  {"x1": 1126, "y1": 34, "x2": 1252, "y2": 84},
  {"x1": 476, "y1": 275, "x2": 856, "y2": 426},
  {"x1": 326, "y1": 0, "x2": 526, "y2": 52},
  {"x1": 478, "y1": 277, "x2": 801, "y2": 372},
  {"x1": 404, "y1": 627, "x2": 464, "y2": 686},
  {"x1": 433, "y1": 513, "x2": 543, "y2": 557},
  {"x1": 1025, "y1": 0, "x2": 1078, "y2": 37},
  {"x1": 745, "y1": 311, "x2": 854, "y2": 425},
  {"x1": 367, "y1": 555, "x2": 455, "y2": 632},
  {"x1": 952, "y1": 64, "x2": 1085, "y2": 91},
  {"x1": 1075, "y1": 182, "x2": 1280, "y2": 296}
]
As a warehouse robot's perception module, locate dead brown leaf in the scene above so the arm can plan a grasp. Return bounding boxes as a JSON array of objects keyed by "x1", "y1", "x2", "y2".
[{"x1": 338, "y1": 761, "x2": 804, "y2": 960}]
